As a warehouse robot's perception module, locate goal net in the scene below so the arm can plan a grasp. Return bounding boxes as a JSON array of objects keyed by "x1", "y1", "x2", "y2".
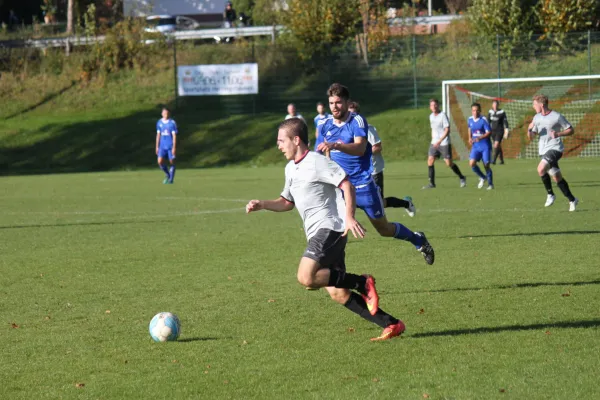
[{"x1": 442, "y1": 75, "x2": 600, "y2": 160}]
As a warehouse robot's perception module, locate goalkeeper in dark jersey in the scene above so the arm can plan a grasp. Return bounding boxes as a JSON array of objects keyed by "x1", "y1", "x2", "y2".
[{"x1": 488, "y1": 100, "x2": 509, "y2": 165}]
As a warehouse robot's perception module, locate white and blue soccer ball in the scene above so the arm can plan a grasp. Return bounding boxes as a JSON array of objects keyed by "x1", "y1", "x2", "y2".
[{"x1": 149, "y1": 312, "x2": 181, "y2": 342}]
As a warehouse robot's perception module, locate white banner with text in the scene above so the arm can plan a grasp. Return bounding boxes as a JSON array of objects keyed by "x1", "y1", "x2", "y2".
[{"x1": 177, "y1": 63, "x2": 259, "y2": 96}]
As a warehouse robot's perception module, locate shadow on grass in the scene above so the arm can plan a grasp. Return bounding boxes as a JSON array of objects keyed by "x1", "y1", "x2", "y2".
[
  {"x1": 5, "y1": 80, "x2": 79, "y2": 120},
  {"x1": 406, "y1": 279, "x2": 600, "y2": 294},
  {"x1": 178, "y1": 337, "x2": 225, "y2": 343},
  {"x1": 459, "y1": 230, "x2": 600, "y2": 238},
  {"x1": 0, "y1": 220, "x2": 158, "y2": 229},
  {"x1": 410, "y1": 319, "x2": 600, "y2": 339}
]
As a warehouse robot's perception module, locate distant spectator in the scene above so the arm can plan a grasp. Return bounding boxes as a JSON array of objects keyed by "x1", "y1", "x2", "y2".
[
  {"x1": 285, "y1": 103, "x2": 305, "y2": 122},
  {"x1": 8, "y1": 10, "x2": 19, "y2": 29},
  {"x1": 223, "y1": 1, "x2": 237, "y2": 28},
  {"x1": 313, "y1": 102, "x2": 331, "y2": 139}
]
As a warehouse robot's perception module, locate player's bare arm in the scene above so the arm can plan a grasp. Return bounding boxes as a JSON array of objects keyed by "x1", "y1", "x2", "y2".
[
  {"x1": 172, "y1": 134, "x2": 177, "y2": 157},
  {"x1": 246, "y1": 197, "x2": 294, "y2": 213},
  {"x1": 468, "y1": 128, "x2": 473, "y2": 145},
  {"x1": 435, "y1": 127, "x2": 450, "y2": 148},
  {"x1": 156, "y1": 132, "x2": 160, "y2": 155},
  {"x1": 550, "y1": 126, "x2": 574, "y2": 139},
  {"x1": 371, "y1": 142, "x2": 382, "y2": 154},
  {"x1": 317, "y1": 136, "x2": 367, "y2": 156},
  {"x1": 338, "y1": 179, "x2": 366, "y2": 239},
  {"x1": 474, "y1": 130, "x2": 492, "y2": 143}
]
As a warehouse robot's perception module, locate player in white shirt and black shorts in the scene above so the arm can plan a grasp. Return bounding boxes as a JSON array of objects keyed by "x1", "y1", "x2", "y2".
[
  {"x1": 246, "y1": 118, "x2": 405, "y2": 341},
  {"x1": 528, "y1": 94, "x2": 578, "y2": 211},
  {"x1": 348, "y1": 101, "x2": 416, "y2": 217},
  {"x1": 423, "y1": 99, "x2": 467, "y2": 189}
]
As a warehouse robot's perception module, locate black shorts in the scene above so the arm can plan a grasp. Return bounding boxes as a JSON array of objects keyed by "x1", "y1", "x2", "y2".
[
  {"x1": 491, "y1": 131, "x2": 504, "y2": 143},
  {"x1": 372, "y1": 172, "x2": 384, "y2": 198},
  {"x1": 428, "y1": 144, "x2": 452, "y2": 159},
  {"x1": 303, "y1": 229, "x2": 347, "y2": 272},
  {"x1": 542, "y1": 150, "x2": 563, "y2": 169}
]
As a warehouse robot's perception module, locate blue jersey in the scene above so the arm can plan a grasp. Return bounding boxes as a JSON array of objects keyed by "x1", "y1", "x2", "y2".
[
  {"x1": 468, "y1": 117, "x2": 491, "y2": 148},
  {"x1": 314, "y1": 113, "x2": 372, "y2": 186},
  {"x1": 314, "y1": 113, "x2": 332, "y2": 128},
  {"x1": 157, "y1": 119, "x2": 178, "y2": 149}
]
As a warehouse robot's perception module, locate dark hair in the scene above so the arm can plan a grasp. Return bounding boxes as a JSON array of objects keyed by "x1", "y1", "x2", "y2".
[
  {"x1": 347, "y1": 100, "x2": 360, "y2": 113},
  {"x1": 327, "y1": 83, "x2": 350, "y2": 100},
  {"x1": 471, "y1": 102, "x2": 481, "y2": 111},
  {"x1": 316, "y1": 101, "x2": 325, "y2": 107},
  {"x1": 429, "y1": 98, "x2": 439, "y2": 105},
  {"x1": 279, "y1": 118, "x2": 309, "y2": 146},
  {"x1": 162, "y1": 107, "x2": 170, "y2": 113}
]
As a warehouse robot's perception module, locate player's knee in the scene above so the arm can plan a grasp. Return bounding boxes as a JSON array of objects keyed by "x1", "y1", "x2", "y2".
[
  {"x1": 537, "y1": 164, "x2": 548, "y2": 176},
  {"x1": 469, "y1": 160, "x2": 476, "y2": 167},
  {"x1": 373, "y1": 222, "x2": 393, "y2": 237},
  {"x1": 427, "y1": 157, "x2": 435, "y2": 166},
  {"x1": 484, "y1": 163, "x2": 491, "y2": 171},
  {"x1": 296, "y1": 271, "x2": 314, "y2": 288},
  {"x1": 445, "y1": 159, "x2": 453, "y2": 167},
  {"x1": 328, "y1": 289, "x2": 350, "y2": 304}
]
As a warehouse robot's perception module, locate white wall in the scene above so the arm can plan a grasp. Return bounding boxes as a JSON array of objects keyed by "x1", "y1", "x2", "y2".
[{"x1": 124, "y1": 0, "x2": 227, "y2": 17}]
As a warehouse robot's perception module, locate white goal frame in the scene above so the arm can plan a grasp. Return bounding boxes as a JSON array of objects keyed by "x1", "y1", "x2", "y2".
[{"x1": 442, "y1": 74, "x2": 600, "y2": 114}]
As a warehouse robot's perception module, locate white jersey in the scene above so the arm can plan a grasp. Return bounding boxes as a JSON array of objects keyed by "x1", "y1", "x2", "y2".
[
  {"x1": 281, "y1": 152, "x2": 347, "y2": 241},
  {"x1": 367, "y1": 125, "x2": 385, "y2": 174},
  {"x1": 285, "y1": 113, "x2": 305, "y2": 122},
  {"x1": 430, "y1": 111, "x2": 450, "y2": 146},
  {"x1": 531, "y1": 110, "x2": 572, "y2": 155}
]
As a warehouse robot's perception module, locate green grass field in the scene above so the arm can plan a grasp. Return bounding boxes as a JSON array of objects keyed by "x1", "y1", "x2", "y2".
[{"x1": 2, "y1": 159, "x2": 599, "y2": 399}]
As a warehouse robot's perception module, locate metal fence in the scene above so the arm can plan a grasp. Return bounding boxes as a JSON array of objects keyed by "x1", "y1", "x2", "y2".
[{"x1": 171, "y1": 31, "x2": 600, "y2": 117}]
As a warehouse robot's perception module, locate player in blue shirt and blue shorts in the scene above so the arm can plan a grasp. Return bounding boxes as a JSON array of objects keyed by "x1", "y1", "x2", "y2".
[
  {"x1": 315, "y1": 83, "x2": 434, "y2": 265},
  {"x1": 156, "y1": 107, "x2": 178, "y2": 184},
  {"x1": 468, "y1": 103, "x2": 494, "y2": 190}
]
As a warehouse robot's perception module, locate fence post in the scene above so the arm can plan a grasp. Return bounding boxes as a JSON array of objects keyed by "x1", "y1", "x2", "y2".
[
  {"x1": 173, "y1": 38, "x2": 178, "y2": 109},
  {"x1": 412, "y1": 35, "x2": 417, "y2": 109},
  {"x1": 588, "y1": 30, "x2": 592, "y2": 100},
  {"x1": 252, "y1": 40, "x2": 256, "y2": 116},
  {"x1": 497, "y1": 34, "x2": 501, "y2": 98}
]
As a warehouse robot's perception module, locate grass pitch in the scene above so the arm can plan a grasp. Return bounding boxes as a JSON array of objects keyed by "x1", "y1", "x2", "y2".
[{"x1": 1, "y1": 159, "x2": 600, "y2": 399}]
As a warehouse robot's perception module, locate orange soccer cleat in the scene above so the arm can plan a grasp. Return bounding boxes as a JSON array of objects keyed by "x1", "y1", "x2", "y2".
[
  {"x1": 371, "y1": 320, "x2": 406, "y2": 342},
  {"x1": 362, "y1": 275, "x2": 379, "y2": 316}
]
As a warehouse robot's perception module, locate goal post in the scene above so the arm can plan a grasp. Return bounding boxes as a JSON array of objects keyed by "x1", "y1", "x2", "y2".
[{"x1": 441, "y1": 75, "x2": 600, "y2": 160}]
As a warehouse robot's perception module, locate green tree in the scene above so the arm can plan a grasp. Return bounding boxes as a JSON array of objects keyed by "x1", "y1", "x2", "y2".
[
  {"x1": 283, "y1": 0, "x2": 360, "y2": 59},
  {"x1": 537, "y1": 0, "x2": 597, "y2": 50},
  {"x1": 467, "y1": 0, "x2": 536, "y2": 57}
]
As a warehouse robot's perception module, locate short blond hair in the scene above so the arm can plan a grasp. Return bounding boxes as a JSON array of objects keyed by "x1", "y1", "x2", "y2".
[{"x1": 533, "y1": 94, "x2": 548, "y2": 106}]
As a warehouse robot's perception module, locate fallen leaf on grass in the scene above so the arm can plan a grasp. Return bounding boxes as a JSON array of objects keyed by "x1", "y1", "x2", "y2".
[
  {"x1": 242, "y1": 340, "x2": 248, "y2": 345},
  {"x1": 227, "y1": 276, "x2": 232, "y2": 280},
  {"x1": 204, "y1": 370, "x2": 209, "y2": 374},
  {"x1": 75, "y1": 383, "x2": 85, "y2": 388},
  {"x1": 423, "y1": 394, "x2": 430, "y2": 399},
  {"x1": 545, "y1": 330, "x2": 551, "y2": 335},
  {"x1": 417, "y1": 308, "x2": 425, "y2": 315},
  {"x1": 561, "y1": 291, "x2": 571, "y2": 297},
  {"x1": 11, "y1": 323, "x2": 19, "y2": 329},
  {"x1": 499, "y1": 388, "x2": 506, "y2": 393},
  {"x1": 44, "y1": 316, "x2": 51, "y2": 320},
  {"x1": 347, "y1": 327, "x2": 355, "y2": 333},
  {"x1": 223, "y1": 380, "x2": 229, "y2": 384},
  {"x1": 105, "y1": 310, "x2": 111, "y2": 314},
  {"x1": 372, "y1": 378, "x2": 379, "y2": 382},
  {"x1": 267, "y1": 299, "x2": 276, "y2": 303}
]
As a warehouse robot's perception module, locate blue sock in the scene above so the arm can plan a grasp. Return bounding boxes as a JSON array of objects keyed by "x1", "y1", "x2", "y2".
[
  {"x1": 393, "y1": 222, "x2": 423, "y2": 248},
  {"x1": 472, "y1": 165, "x2": 486, "y2": 180},
  {"x1": 486, "y1": 167, "x2": 493, "y2": 186},
  {"x1": 160, "y1": 164, "x2": 169, "y2": 177},
  {"x1": 169, "y1": 165, "x2": 176, "y2": 182}
]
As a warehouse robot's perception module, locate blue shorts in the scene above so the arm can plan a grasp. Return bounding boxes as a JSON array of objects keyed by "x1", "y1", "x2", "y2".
[
  {"x1": 158, "y1": 147, "x2": 175, "y2": 161},
  {"x1": 470, "y1": 146, "x2": 491, "y2": 164},
  {"x1": 356, "y1": 180, "x2": 385, "y2": 220}
]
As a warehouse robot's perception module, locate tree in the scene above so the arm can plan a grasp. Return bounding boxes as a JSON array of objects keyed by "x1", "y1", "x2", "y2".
[
  {"x1": 537, "y1": 0, "x2": 597, "y2": 50},
  {"x1": 283, "y1": 0, "x2": 360, "y2": 59},
  {"x1": 67, "y1": 0, "x2": 73, "y2": 34}
]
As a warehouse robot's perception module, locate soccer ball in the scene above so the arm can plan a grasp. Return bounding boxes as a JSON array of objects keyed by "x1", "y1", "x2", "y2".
[{"x1": 149, "y1": 312, "x2": 181, "y2": 342}]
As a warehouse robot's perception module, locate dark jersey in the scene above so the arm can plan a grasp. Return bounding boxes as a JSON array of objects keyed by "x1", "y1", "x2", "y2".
[{"x1": 487, "y1": 109, "x2": 509, "y2": 134}]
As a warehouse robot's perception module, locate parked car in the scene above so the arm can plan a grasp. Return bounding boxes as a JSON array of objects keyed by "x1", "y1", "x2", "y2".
[{"x1": 145, "y1": 15, "x2": 177, "y2": 34}]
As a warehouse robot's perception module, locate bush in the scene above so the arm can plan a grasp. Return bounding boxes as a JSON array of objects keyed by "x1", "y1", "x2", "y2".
[{"x1": 537, "y1": 0, "x2": 597, "y2": 51}]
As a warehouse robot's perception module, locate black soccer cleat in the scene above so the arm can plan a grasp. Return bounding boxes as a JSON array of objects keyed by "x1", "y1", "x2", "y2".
[{"x1": 416, "y1": 232, "x2": 434, "y2": 265}]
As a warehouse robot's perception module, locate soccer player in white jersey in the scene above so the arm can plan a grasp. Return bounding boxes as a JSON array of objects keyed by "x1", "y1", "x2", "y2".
[
  {"x1": 528, "y1": 94, "x2": 578, "y2": 211},
  {"x1": 347, "y1": 100, "x2": 416, "y2": 217},
  {"x1": 284, "y1": 103, "x2": 305, "y2": 123},
  {"x1": 423, "y1": 99, "x2": 467, "y2": 189},
  {"x1": 246, "y1": 118, "x2": 405, "y2": 341}
]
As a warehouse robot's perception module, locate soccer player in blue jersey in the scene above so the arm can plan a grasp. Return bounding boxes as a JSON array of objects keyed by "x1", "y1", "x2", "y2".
[
  {"x1": 313, "y1": 102, "x2": 331, "y2": 139},
  {"x1": 468, "y1": 103, "x2": 494, "y2": 190},
  {"x1": 156, "y1": 107, "x2": 178, "y2": 184},
  {"x1": 315, "y1": 83, "x2": 434, "y2": 265}
]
